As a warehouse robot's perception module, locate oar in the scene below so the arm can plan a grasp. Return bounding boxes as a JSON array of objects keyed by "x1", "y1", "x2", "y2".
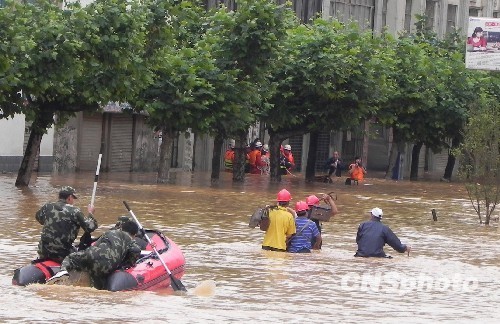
[
  {"x1": 123, "y1": 201, "x2": 187, "y2": 292},
  {"x1": 78, "y1": 152, "x2": 102, "y2": 250},
  {"x1": 90, "y1": 152, "x2": 103, "y2": 207}
]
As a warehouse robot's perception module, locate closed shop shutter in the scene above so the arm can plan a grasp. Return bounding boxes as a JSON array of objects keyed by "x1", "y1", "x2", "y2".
[
  {"x1": 109, "y1": 114, "x2": 133, "y2": 172},
  {"x1": 314, "y1": 131, "x2": 330, "y2": 172},
  {"x1": 78, "y1": 115, "x2": 102, "y2": 171}
]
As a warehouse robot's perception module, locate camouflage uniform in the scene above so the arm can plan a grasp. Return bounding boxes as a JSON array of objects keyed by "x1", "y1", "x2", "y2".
[
  {"x1": 61, "y1": 229, "x2": 141, "y2": 289},
  {"x1": 36, "y1": 190, "x2": 98, "y2": 262}
]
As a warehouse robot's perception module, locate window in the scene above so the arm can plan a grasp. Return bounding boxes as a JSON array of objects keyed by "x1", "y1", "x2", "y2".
[
  {"x1": 404, "y1": 0, "x2": 413, "y2": 32},
  {"x1": 493, "y1": 11, "x2": 499, "y2": 18},
  {"x1": 446, "y1": 4, "x2": 457, "y2": 34},
  {"x1": 425, "y1": 0, "x2": 435, "y2": 29},
  {"x1": 382, "y1": 0, "x2": 388, "y2": 27},
  {"x1": 330, "y1": 0, "x2": 375, "y2": 30},
  {"x1": 469, "y1": 8, "x2": 479, "y2": 17},
  {"x1": 0, "y1": 0, "x2": 6, "y2": 7}
]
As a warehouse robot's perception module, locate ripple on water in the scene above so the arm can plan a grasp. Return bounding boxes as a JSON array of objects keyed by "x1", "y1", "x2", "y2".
[{"x1": 0, "y1": 173, "x2": 499, "y2": 322}]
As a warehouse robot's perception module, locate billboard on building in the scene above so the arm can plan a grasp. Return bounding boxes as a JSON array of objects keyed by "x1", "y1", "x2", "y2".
[{"x1": 466, "y1": 17, "x2": 500, "y2": 70}]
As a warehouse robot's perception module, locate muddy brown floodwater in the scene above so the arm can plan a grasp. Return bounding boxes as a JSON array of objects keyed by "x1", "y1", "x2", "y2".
[{"x1": 0, "y1": 171, "x2": 498, "y2": 323}]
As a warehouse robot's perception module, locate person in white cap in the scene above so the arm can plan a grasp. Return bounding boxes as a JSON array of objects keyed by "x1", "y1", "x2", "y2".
[
  {"x1": 354, "y1": 207, "x2": 411, "y2": 258},
  {"x1": 282, "y1": 144, "x2": 295, "y2": 172},
  {"x1": 248, "y1": 141, "x2": 265, "y2": 174}
]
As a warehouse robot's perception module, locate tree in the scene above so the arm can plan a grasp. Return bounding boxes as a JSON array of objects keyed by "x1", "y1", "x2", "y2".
[
  {"x1": 0, "y1": 0, "x2": 33, "y2": 118},
  {"x1": 455, "y1": 96, "x2": 500, "y2": 225},
  {"x1": 203, "y1": 0, "x2": 296, "y2": 182},
  {"x1": 0, "y1": 0, "x2": 152, "y2": 187},
  {"x1": 380, "y1": 17, "x2": 477, "y2": 181},
  {"x1": 406, "y1": 25, "x2": 476, "y2": 181},
  {"x1": 377, "y1": 34, "x2": 437, "y2": 180},
  {"x1": 266, "y1": 19, "x2": 394, "y2": 182},
  {"x1": 131, "y1": 0, "x2": 219, "y2": 183}
]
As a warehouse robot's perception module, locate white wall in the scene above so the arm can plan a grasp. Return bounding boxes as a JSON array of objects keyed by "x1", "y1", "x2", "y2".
[
  {"x1": 0, "y1": 114, "x2": 54, "y2": 156},
  {"x1": 0, "y1": 115, "x2": 25, "y2": 156},
  {"x1": 40, "y1": 126, "x2": 54, "y2": 156}
]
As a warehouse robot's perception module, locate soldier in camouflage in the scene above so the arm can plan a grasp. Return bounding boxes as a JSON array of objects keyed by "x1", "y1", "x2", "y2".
[
  {"x1": 59, "y1": 219, "x2": 142, "y2": 289},
  {"x1": 35, "y1": 186, "x2": 98, "y2": 262}
]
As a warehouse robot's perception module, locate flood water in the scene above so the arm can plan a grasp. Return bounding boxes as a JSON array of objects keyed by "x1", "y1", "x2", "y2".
[{"x1": 0, "y1": 171, "x2": 499, "y2": 323}]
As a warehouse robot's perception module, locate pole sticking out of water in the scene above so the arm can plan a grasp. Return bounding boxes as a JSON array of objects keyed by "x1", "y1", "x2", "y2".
[{"x1": 431, "y1": 209, "x2": 438, "y2": 221}]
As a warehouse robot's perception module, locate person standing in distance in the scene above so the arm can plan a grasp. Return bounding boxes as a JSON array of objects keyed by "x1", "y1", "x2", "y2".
[
  {"x1": 355, "y1": 207, "x2": 411, "y2": 258},
  {"x1": 35, "y1": 186, "x2": 98, "y2": 263},
  {"x1": 260, "y1": 189, "x2": 296, "y2": 252},
  {"x1": 325, "y1": 151, "x2": 343, "y2": 182}
]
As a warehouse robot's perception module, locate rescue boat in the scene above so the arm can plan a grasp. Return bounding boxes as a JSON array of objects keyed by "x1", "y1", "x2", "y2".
[{"x1": 12, "y1": 229, "x2": 185, "y2": 292}]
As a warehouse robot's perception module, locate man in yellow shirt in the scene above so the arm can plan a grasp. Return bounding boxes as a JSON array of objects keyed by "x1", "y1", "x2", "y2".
[{"x1": 260, "y1": 189, "x2": 296, "y2": 251}]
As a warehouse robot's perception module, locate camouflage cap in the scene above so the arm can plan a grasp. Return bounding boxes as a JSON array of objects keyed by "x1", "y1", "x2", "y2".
[
  {"x1": 59, "y1": 186, "x2": 78, "y2": 199},
  {"x1": 115, "y1": 215, "x2": 131, "y2": 228}
]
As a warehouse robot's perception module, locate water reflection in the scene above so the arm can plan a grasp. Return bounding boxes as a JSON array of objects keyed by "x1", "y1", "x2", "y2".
[{"x1": 0, "y1": 172, "x2": 498, "y2": 322}]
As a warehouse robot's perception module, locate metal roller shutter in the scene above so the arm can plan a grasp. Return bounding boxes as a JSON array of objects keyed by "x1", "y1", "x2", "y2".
[
  {"x1": 109, "y1": 114, "x2": 133, "y2": 172},
  {"x1": 78, "y1": 115, "x2": 103, "y2": 171}
]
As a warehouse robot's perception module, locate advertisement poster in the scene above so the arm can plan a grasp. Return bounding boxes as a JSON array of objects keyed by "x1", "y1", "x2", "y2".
[{"x1": 465, "y1": 17, "x2": 500, "y2": 70}]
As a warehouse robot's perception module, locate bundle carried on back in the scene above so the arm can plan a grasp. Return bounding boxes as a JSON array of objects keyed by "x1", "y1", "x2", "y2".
[{"x1": 248, "y1": 205, "x2": 276, "y2": 228}]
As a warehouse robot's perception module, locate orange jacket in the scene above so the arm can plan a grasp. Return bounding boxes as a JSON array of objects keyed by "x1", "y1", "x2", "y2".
[
  {"x1": 284, "y1": 152, "x2": 295, "y2": 169},
  {"x1": 248, "y1": 149, "x2": 265, "y2": 174},
  {"x1": 349, "y1": 164, "x2": 365, "y2": 181},
  {"x1": 224, "y1": 150, "x2": 234, "y2": 171}
]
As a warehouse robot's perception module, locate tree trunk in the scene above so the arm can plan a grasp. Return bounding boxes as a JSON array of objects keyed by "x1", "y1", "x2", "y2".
[
  {"x1": 386, "y1": 135, "x2": 406, "y2": 180},
  {"x1": 211, "y1": 133, "x2": 224, "y2": 182},
  {"x1": 410, "y1": 142, "x2": 423, "y2": 181},
  {"x1": 362, "y1": 120, "x2": 370, "y2": 169},
  {"x1": 157, "y1": 128, "x2": 174, "y2": 183},
  {"x1": 485, "y1": 202, "x2": 491, "y2": 225},
  {"x1": 232, "y1": 130, "x2": 247, "y2": 182},
  {"x1": 442, "y1": 136, "x2": 460, "y2": 181},
  {"x1": 305, "y1": 131, "x2": 319, "y2": 182},
  {"x1": 385, "y1": 144, "x2": 397, "y2": 180},
  {"x1": 269, "y1": 132, "x2": 284, "y2": 183},
  {"x1": 15, "y1": 110, "x2": 54, "y2": 187}
]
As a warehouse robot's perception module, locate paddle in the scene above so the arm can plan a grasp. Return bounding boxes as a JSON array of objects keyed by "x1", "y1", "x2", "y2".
[
  {"x1": 90, "y1": 152, "x2": 103, "y2": 207},
  {"x1": 122, "y1": 201, "x2": 187, "y2": 292},
  {"x1": 286, "y1": 168, "x2": 297, "y2": 177},
  {"x1": 78, "y1": 151, "x2": 103, "y2": 250}
]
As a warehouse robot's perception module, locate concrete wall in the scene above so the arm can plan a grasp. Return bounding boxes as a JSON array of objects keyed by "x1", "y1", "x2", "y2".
[
  {"x1": 132, "y1": 116, "x2": 160, "y2": 172},
  {"x1": 53, "y1": 116, "x2": 78, "y2": 173}
]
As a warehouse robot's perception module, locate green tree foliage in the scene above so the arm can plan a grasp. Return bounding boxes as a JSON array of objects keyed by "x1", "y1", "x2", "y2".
[
  {"x1": 131, "y1": 0, "x2": 219, "y2": 182},
  {"x1": 266, "y1": 19, "x2": 394, "y2": 181},
  {"x1": 203, "y1": 0, "x2": 296, "y2": 181},
  {"x1": 0, "y1": 0, "x2": 152, "y2": 186},
  {"x1": 0, "y1": 0, "x2": 34, "y2": 118},
  {"x1": 380, "y1": 16, "x2": 478, "y2": 181},
  {"x1": 455, "y1": 95, "x2": 500, "y2": 225}
]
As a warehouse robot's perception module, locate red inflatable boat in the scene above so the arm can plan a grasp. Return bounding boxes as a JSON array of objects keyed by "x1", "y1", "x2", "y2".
[{"x1": 12, "y1": 229, "x2": 185, "y2": 291}]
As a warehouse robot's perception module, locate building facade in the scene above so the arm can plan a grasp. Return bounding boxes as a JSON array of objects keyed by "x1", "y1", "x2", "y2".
[{"x1": 2, "y1": 0, "x2": 498, "y2": 177}]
